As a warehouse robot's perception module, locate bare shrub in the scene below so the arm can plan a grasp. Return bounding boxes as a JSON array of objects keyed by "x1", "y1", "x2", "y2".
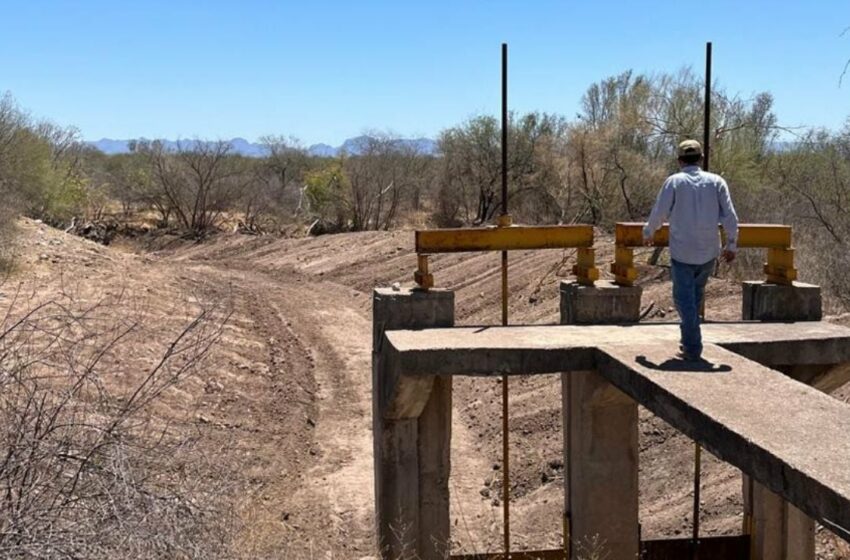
[{"x1": 0, "y1": 287, "x2": 235, "y2": 558}]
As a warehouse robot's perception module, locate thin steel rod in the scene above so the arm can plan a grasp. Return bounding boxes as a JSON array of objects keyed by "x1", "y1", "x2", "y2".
[
  {"x1": 692, "y1": 441, "x2": 702, "y2": 558},
  {"x1": 703, "y1": 41, "x2": 712, "y2": 173},
  {"x1": 501, "y1": 42, "x2": 508, "y2": 215},
  {"x1": 500, "y1": 41, "x2": 511, "y2": 560},
  {"x1": 692, "y1": 41, "x2": 712, "y2": 560}
]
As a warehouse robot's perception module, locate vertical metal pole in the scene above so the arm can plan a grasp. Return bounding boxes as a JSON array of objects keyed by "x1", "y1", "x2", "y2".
[
  {"x1": 692, "y1": 41, "x2": 712, "y2": 560},
  {"x1": 703, "y1": 41, "x2": 712, "y2": 173},
  {"x1": 501, "y1": 42, "x2": 508, "y2": 219},
  {"x1": 500, "y1": 41, "x2": 511, "y2": 560},
  {"x1": 692, "y1": 442, "x2": 702, "y2": 558}
]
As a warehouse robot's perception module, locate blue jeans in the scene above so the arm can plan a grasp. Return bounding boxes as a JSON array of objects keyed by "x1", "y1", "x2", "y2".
[{"x1": 671, "y1": 259, "x2": 715, "y2": 358}]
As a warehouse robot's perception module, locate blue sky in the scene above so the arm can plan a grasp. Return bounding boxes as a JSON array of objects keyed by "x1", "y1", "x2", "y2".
[{"x1": 1, "y1": 0, "x2": 848, "y2": 145}]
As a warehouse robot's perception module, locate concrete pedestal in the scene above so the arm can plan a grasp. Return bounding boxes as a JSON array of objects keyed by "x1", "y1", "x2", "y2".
[
  {"x1": 742, "y1": 281, "x2": 822, "y2": 322},
  {"x1": 560, "y1": 280, "x2": 643, "y2": 324},
  {"x1": 742, "y1": 280, "x2": 821, "y2": 560},
  {"x1": 561, "y1": 281, "x2": 640, "y2": 559},
  {"x1": 373, "y1": 287, "x2": 454, "y2": 560}
]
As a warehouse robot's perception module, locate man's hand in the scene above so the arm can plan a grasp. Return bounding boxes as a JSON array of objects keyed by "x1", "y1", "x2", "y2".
[{"x1": 722, "y1": 249, "x2": 736, "y2": 263}]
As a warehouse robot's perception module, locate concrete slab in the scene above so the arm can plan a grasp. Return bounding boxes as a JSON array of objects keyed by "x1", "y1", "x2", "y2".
[{"x1": 384, "y1": 321, "x2": 850, "y2": 377}]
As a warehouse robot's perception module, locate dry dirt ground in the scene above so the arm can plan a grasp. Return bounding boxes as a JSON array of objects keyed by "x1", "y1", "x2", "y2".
[{"x1": 5, "y1": 218, "x2": 850, "y2": 559}]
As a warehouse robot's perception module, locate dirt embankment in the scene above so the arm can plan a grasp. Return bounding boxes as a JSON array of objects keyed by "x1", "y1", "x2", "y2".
[{"x1": 5, "y1": 219, "x2": 850, "y2": 559}]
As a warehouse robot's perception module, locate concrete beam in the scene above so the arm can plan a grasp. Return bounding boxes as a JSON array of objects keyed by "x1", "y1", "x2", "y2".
[
  {"x1": 384, "y1": 322, "x2": 850, "y2": 378},
  {"x1": 596, "y1": 343, "x2": 850, "y2": 540}
]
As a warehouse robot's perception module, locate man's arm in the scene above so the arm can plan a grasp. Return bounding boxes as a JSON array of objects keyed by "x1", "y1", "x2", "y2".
[
  {"x1": 718, "y1": 178, "x2": 739, "y2": 261},
  {"x1": 643, "y1": 179, "x2": 675, "y2": 245}
]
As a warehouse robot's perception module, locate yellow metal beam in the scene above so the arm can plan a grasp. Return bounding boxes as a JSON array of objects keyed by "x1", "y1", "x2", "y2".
[
  {"x1": 614, "y1": 222, "x2": 792, "y2": 249},
  {"x1": 612, "y1": 222, "x2": 798, "y2": 287},
  {"x1": 415, "y1": 225, "x2": 594, "y2": 253}
]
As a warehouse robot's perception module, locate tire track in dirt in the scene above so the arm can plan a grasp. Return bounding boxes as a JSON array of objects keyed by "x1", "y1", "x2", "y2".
[
  {"x1": 189, "y1": 260, "x2": 511, "y2": 557},
  {"x1": 184, "y1": 263, "x2": 379, "y2": 556}
]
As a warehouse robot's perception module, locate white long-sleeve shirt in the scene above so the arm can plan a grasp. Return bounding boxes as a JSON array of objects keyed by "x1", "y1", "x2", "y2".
[{"x1": 643, "y1": 165, "x2": 739, "y2": 265}]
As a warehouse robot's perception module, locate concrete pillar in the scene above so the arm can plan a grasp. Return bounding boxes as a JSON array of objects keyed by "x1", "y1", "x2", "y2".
[
  {"x1": 561, "y1": 280, "x2": 641, "y2": 559},
  {"x1": 742, "y1": 280, "x2": 821, "y2": 560},
  {"x1": 373, "y1": 287, "x2": 454, "y2": 560},
  {"x1": 743, "y1": 481, "x2": 815, "y2": 560}
]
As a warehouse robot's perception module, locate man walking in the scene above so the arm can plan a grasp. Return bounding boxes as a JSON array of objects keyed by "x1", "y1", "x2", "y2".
[{"x1": 643, "y1": 139, "x2": 739, "y2": 361}]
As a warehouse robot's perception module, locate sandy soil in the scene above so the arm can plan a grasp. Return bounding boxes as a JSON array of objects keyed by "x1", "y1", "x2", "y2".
[{"x1": 5, "y1": 218, "x2": 850, "y2": 559}]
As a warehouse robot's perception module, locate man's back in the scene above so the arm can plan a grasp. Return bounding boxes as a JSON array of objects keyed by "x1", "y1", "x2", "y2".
[{"x1": 644, "y1": 164, "x2": 738, "y2": 265}]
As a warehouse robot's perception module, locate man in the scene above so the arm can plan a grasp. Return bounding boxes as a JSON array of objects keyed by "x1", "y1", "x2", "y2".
[{"x1": 643, "y1": 139, "x2": 739, "y2": 361}]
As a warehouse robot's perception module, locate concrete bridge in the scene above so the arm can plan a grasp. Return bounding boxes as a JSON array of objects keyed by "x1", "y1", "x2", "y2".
[{"x1": 372, "y1": 281, "x2": 850, "y2": 560}]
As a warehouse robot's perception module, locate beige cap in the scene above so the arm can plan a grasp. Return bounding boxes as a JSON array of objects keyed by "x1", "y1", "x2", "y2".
[{"x1": 678, "y1": 139, "x2": 702, "y2": 158}]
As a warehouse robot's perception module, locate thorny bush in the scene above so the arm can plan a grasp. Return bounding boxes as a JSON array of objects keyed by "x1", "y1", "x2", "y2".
[{"x1": 0, "y1": 286, "x2": 234, "y2": 559}]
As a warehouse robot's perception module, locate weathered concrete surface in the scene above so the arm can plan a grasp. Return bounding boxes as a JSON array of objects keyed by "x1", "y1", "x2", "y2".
[
  {"x1": 383, "y1": 322, "x2": 850, "y2": 377},
  {"x1": 374, "y1": 288, "x2": 454, "y2": 419},
  {"x1": 744, "y1": 481, "x2": 815, "y2": 560},
  {"x1": 378, "y1": 323, "x2": 850, "y2": 542},
  {"x1": 563, "y1": 370, "x2": 639, "y2": 559},
  {"x1": 595, "y1": 343, "x2": 850, "y2": 540},
  {"x1": 742, "y1": 280, "x2": 821, "y2": 560},
  {"x1": 560, "y1": 280, "x2": 642, "y2": 324},
  {"x1": 742, "y1": 281, "x2": 822, "y2": 322},
  {"x1": 372, "y1": 287, "x2": 454, "y2": 560},
  {"x1": 560, "y1": 278, "x2": 640, "y2": 558}
]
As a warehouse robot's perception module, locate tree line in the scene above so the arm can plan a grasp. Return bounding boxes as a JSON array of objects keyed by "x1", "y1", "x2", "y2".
[{"x1": 2, "y1": 69, "x2": 849, "y2": 303}]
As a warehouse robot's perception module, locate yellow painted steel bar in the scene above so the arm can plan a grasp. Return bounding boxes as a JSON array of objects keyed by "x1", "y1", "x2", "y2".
[
  {"x1": 614, "y1": 222, "x2": 792, "y2": 249},
  {"x1": 415, "y1": 225, "x2": 594, "y2": 253}
]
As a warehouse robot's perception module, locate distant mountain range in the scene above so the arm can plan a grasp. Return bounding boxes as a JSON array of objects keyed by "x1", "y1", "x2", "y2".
[{"x1": 87, "y1": 135, "x2": 438, "y2": 157}]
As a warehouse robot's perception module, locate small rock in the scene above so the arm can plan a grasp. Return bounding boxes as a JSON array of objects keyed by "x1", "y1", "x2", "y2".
[
  {"x1": 392, "y1": 282, "x2": 401, "y2": 291},
  {"x1": 204, "y1": 380, "x2": 224, "y2": 393}
]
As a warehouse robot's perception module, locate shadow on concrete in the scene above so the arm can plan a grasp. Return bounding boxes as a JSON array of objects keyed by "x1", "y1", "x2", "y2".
[{"x1": 636, "y1": 355, "x2": 732, "y2": 373}]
